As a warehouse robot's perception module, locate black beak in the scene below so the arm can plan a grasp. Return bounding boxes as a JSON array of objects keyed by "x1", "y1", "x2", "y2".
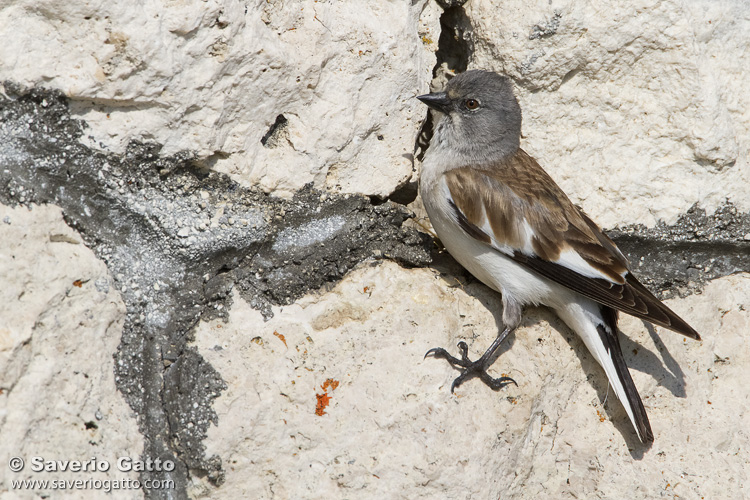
[{"x1": 417, "y1": 92, "x2": 451, "y2": 113}]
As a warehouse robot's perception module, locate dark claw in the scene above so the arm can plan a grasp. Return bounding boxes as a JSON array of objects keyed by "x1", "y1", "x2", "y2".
[
  {"x1": 479, "y1": 372, "x2": 517, "y2": 391},
  {"x1": 456, "y1": 341, "x2": 470, "y2": 363},
  {"x1": 425, "y1": 343, "x2": 468, "y2": 367},
  {"x1": 426, "y1": 341, "x2": 517, "y2": 393},
  {"x1": 449, "y1": 366, "x2": 516, "y2": 393},
  {"x1": 424, "y1": 347, "x2": 453, "y2": 361}
]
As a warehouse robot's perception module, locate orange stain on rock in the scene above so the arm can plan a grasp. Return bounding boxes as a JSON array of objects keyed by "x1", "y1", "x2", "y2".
[
  {"x1": 315, "y1": 392, "x2": 332, "y2": 416},
  {"x1": 321, "y1": 378, "x2": 339, "y2": 391},
  {"x1": 273, "y1": 331, "x2": 287, "y2": 347},
  {"x1": 315, "y1": 378, "x2": 340, "y2": 416}
]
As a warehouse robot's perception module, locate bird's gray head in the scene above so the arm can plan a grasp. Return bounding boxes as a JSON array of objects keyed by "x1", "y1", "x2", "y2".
[{"x1": 417, "y1": 70, "x2": 522, "y2": 162}]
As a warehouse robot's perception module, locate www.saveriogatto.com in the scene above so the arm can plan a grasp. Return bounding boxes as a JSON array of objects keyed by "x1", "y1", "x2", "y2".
[{"x1": 6, "y1": 455, "x2": 176, "y2": 493}]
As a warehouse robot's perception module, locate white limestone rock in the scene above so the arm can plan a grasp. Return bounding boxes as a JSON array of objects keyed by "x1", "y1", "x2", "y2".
[
  {"x1": 2, "y1": 0, "x2": 745, "y2": 226},
  {"x1": 191, "y1": 260, "x2": 749, "y2": 499},
  {"x1": 0, "y1": 204, "x2": 142, "y2": 499},
  {"x1": 1, "y1": 1, "x2": 748, "y2": 497},
  {"x1": 0, "y1": 0, "x2": 440, "y2": 199},
  {"x1": 462, "y1": 0, "x2": 750, "y2": 227}
]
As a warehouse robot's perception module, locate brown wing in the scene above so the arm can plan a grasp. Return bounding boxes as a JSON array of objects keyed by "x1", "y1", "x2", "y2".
[
  {"x1": 446, "y1": 149, "x2": 629, "y2": 282},
  {"x1": 443, "y1": 148, "x2": 700, "y2": 340}
]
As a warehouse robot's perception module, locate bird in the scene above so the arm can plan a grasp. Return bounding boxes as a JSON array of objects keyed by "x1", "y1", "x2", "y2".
[{"x1": 416, "y1": 69, "x2": 700, "y2": 444}]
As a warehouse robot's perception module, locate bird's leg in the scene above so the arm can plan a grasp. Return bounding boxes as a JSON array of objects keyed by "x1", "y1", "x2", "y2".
[{"x1": 425, "y1": 326, "x2": 517, "y2": 392}]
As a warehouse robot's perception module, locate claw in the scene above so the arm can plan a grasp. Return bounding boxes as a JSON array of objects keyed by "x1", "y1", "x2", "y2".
[
  {"x1": 424, "y1": 344, "x2": 464, "y2": 366},
  {"x1": 426, "y1": 327, "x2": 517, "y2": 393},
  {"x1": 447, "y1": 361, "x2": 516, "y2": 393},
  {"x1": 424, "y1": 347, "x2": 448, "y2": 360},
  {"x1": 456, "y1": 341, "x2": 469, "y2": 362}
]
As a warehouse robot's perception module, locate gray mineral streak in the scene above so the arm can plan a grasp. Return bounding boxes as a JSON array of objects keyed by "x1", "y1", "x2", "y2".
[
  {"x1": 272, "y1": 215, "x2": 347, "y2": 252},
  {"x1": 2, "y1": 0, "x2": 750, "y2": 498},
  {"x1": 0, "y1": 85, "x2": 430, "y2": 498}
]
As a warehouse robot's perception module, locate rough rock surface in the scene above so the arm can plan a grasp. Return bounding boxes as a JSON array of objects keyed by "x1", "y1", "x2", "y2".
[
  {"x1": 461, "y1": 0, "x2": 750, "y2": 227},
  {"x1": 0, "y1": 0, "x2": 439, "y2": 198},
  {"x1": 191, "y1": 261, "x2": 750, "y2": 499},
  {"x1": 1, "y1": 0, "x2": 749, "y2": 498},
  {"x1": 0, "y1": 86, "x2": 430, "y2": 498},
  {"x1": 0, "y1": 204, "x2": 143, "y2": 499}
]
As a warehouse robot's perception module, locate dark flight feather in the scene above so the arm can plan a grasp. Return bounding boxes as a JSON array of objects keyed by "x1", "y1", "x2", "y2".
[
  {"x1": 444, "y1": 148, "x2": 701, "y2": 340},
  {"x1": 598, "y1": 307, "x2": 654, "y2": 443}
]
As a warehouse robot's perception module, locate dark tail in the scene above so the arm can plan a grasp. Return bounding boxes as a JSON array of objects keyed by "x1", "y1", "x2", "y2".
[{"x1": 598, "y1": 307, "x2": 654, "y2": 444}]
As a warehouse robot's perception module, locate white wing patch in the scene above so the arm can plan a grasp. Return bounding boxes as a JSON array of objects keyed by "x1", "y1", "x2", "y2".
[
  {"x1": 440, "y1": 174, "x2": 625, "y2": 287},
  {"x1": 554, "y1": 248, "x2": 624, "y2": 282}
]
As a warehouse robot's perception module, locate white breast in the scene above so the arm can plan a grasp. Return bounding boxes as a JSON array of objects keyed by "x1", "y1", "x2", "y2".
[{"x1": 419, "y1": 157, "x2": 567, "y2": 309}]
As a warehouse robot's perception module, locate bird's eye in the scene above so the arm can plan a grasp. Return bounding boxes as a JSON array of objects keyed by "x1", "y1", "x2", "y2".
[{"x1": 465, "y1": 99, "x2": 479, "y2": 110}]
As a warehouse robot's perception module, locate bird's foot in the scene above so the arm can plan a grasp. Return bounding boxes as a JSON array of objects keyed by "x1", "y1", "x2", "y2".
[{"x1": 425, "y1": 341, "x2": 517, "y2": 392}]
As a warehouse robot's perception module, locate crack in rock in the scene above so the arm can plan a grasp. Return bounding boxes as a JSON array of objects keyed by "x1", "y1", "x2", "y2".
[
  {"x1": 608, "y1": 203, "x2": 750, "y2": 300},
  {"x1": 415, "y1": 2, "x2": 473, "y2": 164},
  {"x1": 0, "y1": 83, "x2": 431, "y2": 499},
  {"x1": 411, "y1": 5, "x2": 746, "y2": 303},
  {"x1": 1, "y1": 72, "x2": 746, "y2": 499}
]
